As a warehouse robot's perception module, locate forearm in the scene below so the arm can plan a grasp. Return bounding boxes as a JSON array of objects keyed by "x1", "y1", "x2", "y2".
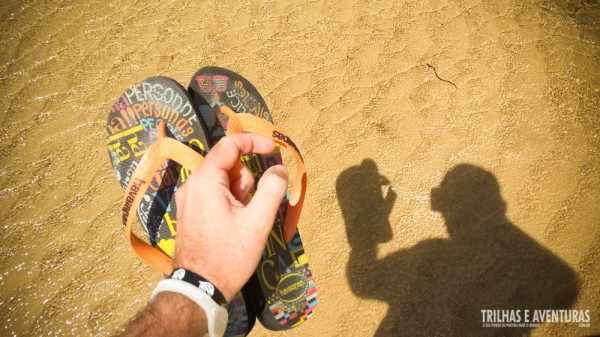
[
  {"x1": 347, "y1": 249, "x2": 383, "y2": 299},
  {"x1": 116, "y1": 292, "x2": 208, "y2": 337}
]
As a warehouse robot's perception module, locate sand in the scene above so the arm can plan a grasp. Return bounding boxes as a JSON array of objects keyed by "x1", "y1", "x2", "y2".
[{"x1": 0, "y1": 0, "x2": 598, "y2": 336}]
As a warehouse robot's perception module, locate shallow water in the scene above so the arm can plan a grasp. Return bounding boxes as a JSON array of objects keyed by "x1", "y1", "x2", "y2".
[{"x1": 0, "y1": 0, "x2": 598, "y2": 336}]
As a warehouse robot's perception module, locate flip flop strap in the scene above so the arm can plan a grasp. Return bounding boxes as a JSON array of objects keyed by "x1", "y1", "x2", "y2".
[
  {"x1": 220, "y1": 106, "x2": 307, "y2": 243},
  {"x1": 121, "y1": 122, "x2": 204, "y2": 275}
]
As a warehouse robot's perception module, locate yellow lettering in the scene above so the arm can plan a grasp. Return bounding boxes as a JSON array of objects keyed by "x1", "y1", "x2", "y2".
[
  {"x1": 280, "y1": 281, "x2": 304, "y2": 295},
  {"x1": 260, "y1": 259, "x2": 278, "y2": 291},
  {"x1": 127, "y1": 135, "x2": 146, "y2": 158},
  {"x1": 157, "y1": 238, "x2": 175, "y2": 257},
  {"x1": 179, "y1": 166, "x2": 191, "y2": 184},
  {"x1": 266, "y1": 223, "x2": 286, "y2": 258},
  {"x1": 106, "y1": 125, "x2": 144, "y2": 143},
  {"x1": 107, "y1": 140, "x2": 131, "y2": 161},
  {"x1": 188, "y1": 138, "x2": 205, "y2": 154},
  {"x1": 289, "y1": 245, "x2": 306, "y2": 266},
  {"x1": 164, "y1": 212, "x2": 177, "y2": 236}
]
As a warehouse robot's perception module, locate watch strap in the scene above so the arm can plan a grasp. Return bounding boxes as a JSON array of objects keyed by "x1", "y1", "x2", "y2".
[
  {"x1": 168, "y1": 268, "x2": 227, "y2": 307},
  {"x1": 152, "y1": 278, "x2": 228, "y2": 337}
]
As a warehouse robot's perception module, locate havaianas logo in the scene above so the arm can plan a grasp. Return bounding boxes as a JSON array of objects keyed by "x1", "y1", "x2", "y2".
[
  {"x1": 276, "y1": 273, "x2": 308, "y2": 303},
  {"x1": 122, "y1": 178, "x2": 143, "y2": 226}
]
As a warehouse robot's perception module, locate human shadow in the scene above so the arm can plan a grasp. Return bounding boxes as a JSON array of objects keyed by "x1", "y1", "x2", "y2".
[{"x1": 337, "y1": 160, "x2": 579, "y2": 336}]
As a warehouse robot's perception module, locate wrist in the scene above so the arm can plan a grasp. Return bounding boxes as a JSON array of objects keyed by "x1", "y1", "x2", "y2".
[
  {"x1": 173, "y1": 261, "x2": 236, "y2": 302},
  {"x1": 168, "y1": 268, "x2": 229, "y2": 305}
]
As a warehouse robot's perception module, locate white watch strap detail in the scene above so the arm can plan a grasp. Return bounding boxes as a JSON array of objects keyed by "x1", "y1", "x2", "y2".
[{"x1": 151, "y1": 279, "x2": 228, "y2": 337}]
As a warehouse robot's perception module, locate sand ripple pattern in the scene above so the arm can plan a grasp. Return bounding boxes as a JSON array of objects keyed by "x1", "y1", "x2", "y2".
[{"x1": 0, "y1": 0, "x2": 598, "y2": 336}]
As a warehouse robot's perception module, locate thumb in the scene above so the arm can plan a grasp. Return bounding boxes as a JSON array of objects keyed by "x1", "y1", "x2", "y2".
[{"x1": 245, "y1": 165, "x2": 289, "y2": 232}]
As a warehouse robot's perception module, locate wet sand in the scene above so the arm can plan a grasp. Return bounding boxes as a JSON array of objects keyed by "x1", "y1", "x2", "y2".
[{"x1": 1, "y1": 0, "x2": 598, "y2": 336}]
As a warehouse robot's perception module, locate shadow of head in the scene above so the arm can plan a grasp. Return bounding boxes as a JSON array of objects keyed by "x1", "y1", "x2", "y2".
[
  {"x1": 431, "y1": 164, "x2": 508, "y2": 241},
  {"x1": 336, "y1": 159, "x2": 395, "y2": 247}
]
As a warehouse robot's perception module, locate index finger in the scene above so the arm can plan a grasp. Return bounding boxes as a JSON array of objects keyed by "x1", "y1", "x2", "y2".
[{"x1": 203, "y1": 133, "x2": 276, "y2": 180}]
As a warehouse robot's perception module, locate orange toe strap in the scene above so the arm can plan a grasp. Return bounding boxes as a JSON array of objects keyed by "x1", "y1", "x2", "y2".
[
  {"x1": 220, "y1": 106, "x2": 307, "y2": 243},
  {"x1": 121, "y1": 122, "x2": 204, "y2": 275}
]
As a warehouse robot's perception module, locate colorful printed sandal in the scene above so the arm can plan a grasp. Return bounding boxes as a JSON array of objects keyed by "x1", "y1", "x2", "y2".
[
  {"x1": 106, "y1": 76, "x2": 255, "y2": 336},
  {"x1": 188, "y1": 67, "x2": 318, "y2": 330}
]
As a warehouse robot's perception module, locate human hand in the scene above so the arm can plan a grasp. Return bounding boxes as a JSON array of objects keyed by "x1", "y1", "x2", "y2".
[
  {"x1": 337, "y1": 159, "x2": 395, "y2": 249},
  {"x1": 173, "y1": 134, "x2": 289, "y2": 302}
]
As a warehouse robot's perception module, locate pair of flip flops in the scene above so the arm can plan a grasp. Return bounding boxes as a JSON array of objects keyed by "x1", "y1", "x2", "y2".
[{"x1": 106, "y1": 67, "x2": 318, "y2": 336}]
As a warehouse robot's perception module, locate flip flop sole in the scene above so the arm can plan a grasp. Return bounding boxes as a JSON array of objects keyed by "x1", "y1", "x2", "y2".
[
  {"x1": 106, "y1": 76, "x2": 252, "y2": 336},
  {"x1": 106, "y1": 76, "x2": 209, "y2": 252},
  {"x1": 189, "y1": 67, "x2": 318, "y2": 330}
]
